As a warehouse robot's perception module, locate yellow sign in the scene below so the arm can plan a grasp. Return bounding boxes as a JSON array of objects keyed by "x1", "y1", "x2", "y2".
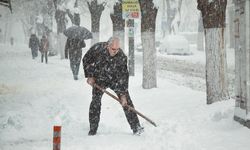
[
  {"x1": 122, "y1": 0, "x2": 140, "y2": 12},
  {"x1": 122, "y1": 0, "x2": 140, "y2": 19}
]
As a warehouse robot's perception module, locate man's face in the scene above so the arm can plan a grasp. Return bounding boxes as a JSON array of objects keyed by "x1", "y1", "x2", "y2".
[{"x1": 108, "y1": 40, "x2": 120, "y2": 57}]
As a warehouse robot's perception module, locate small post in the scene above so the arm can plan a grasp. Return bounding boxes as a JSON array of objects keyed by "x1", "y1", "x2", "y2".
[{"x1": 53, "y1": 126, "x2": 61, "y2": 150}]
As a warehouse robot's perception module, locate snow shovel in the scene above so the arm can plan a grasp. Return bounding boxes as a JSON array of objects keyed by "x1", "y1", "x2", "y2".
[{"x1": 93, "y1": 83, "x2": 157, "y2": 127}]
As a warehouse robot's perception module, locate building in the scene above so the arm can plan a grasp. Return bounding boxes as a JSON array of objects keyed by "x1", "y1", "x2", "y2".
[{"x1": 233, "y1": 0, "x2": 250, "y2": 128}]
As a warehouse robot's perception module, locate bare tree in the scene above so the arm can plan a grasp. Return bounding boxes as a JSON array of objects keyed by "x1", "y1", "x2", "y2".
[
  {"x1": 227, "y1": 2, "x2": 234, "y2": 48},
  {"x1": 110, "y1": 0, "x2": 125, "y2": 50},
  {"x1": 54, "y1": 0, "x2": 66, "y2": 34},
  {"x1": 66, "y1": 0, "x2": 80, "y2": 26},
  {"x1": 166, "y1": 0, "x2": 175, "y2": 34},
  {"x1": 54, "y1": 0, "x2": 67, "y2": 58},
  {"x1": 197, "y1": 0, "x2": 229, "y2": 104},
  {"x1": 164, "y1": 0, "x2": 182, "y2": 34},
  {"x1": 138, "y1": 0, "x2": 158, "y2": 89},
  {"x1": 174, "y1": 0, "x2": 183, "y2": 33},
  {"x1": 12, "y1": 0, "x2": 54, "y2": 51},
  {"x1": 87, "y1": 0, "x2": 106, "y2": 45}
]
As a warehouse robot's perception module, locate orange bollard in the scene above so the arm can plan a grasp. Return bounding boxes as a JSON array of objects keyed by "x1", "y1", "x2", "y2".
[{"x1": 53, "y1": 126, "x2": 61, "y2": 150}]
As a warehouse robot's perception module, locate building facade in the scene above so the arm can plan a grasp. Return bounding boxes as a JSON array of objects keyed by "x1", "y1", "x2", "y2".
[{"x1": 233, "y1": 0, "x2": 250, "y2": 128}]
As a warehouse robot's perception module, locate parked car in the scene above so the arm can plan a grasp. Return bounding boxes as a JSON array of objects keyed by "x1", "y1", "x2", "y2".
[{"x1": 159, "y1": 35, "x2": 192, "y2": 55}]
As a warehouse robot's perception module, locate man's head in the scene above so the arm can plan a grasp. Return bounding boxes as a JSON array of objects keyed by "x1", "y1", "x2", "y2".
[{"x1": 107, "y1": 37, "x2": 120, "y2": 57}]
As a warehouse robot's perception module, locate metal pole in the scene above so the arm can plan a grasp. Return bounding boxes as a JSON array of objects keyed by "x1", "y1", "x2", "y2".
[{"x1": 127, "y1": 19, "x2": 135, "y2": 76}]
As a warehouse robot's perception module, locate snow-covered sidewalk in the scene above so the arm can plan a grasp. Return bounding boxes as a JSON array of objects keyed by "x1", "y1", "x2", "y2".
[{"x1": 0, "y1": 44, "x2": 250, "y2": 150}]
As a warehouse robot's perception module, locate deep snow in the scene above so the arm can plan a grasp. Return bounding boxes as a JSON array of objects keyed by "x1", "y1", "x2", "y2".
[{"x1": 0, "y1": 43, "x2": 250, "y2": 150}]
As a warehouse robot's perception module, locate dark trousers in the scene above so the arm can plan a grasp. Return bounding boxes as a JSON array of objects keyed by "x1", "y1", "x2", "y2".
[
  {"x1": 41, "y1": 52, "x2": 48, "y2": 63},
  {"x1": 89, "y1": 81, "x2": 141, "y2": 133},
  {"x1": 31, "y1": 49, "x2": 38, "y2": 59},
  {"x1": 70, "y1": 61, "x2": 80, "y2": 76}
]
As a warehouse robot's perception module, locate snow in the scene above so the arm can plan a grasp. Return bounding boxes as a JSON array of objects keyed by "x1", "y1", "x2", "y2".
[
  {"x1": 0, "y1": 43, "x2": 250, "y2": 150},
  {"x1": 234, "y1": 107, "x2": 247, "y2": 120},
  {"x1": 159, "y1": 35, "x2": 191, "y2": 55},
  {"x1": 0, "y1": 0, "x2": 249, "y2": 149},
  {"x1": 247, "y1": 114, "x2": 250, "y2": 120}
]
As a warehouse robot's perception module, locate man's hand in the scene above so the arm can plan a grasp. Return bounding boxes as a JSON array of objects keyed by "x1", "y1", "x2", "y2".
[
  {"x1": 120, "y1": 95, "x2": 127, "y2": 107},
  {"x1": 87, "y1": 77, "x2": 95, "y2": 86}
]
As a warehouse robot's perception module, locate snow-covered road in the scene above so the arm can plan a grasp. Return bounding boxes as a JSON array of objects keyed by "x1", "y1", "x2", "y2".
[{"x1": 0, "y1": 44, "x2": 249, "y2": 150}]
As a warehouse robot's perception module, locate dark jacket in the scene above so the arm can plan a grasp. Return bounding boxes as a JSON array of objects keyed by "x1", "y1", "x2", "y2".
[
  {"x1": 82, "y1": 42, "x2": 129, "y2": 95},
  {"x1": 29, "y1": 34, "x2": 39, "y2": 50},
  {"x1": 65, "y1": 38, "x2": 85, "y2": 63}
]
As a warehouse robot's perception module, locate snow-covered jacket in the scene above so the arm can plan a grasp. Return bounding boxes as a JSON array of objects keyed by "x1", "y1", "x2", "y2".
[
  {"x1": 64, "y1": 38, "x2": 85, "y2": 64},
  {"x1": 82, "y1": 42, "x2": 129, "y2": 95},
  {"x1": 29, "y1": 34, "x2": 39, "y2": 50}
]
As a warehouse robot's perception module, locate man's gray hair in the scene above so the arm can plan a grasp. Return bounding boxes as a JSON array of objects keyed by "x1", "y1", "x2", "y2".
[{"x1": 107, "y1": 36, "x2": 120, "y2": 45}]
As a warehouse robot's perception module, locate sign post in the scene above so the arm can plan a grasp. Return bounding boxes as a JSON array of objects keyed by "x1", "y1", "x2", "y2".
[
  {"x1": 122, "y1": 0, "x2": 140, "y2": 76},
  {"x1": 127, "y1": 19, "x2": 135, "y2": 76}
]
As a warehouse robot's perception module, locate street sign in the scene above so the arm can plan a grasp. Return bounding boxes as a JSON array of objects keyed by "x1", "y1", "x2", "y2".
[{"x1": 122, "y1": 0, "x2": 140, "y2": 19}]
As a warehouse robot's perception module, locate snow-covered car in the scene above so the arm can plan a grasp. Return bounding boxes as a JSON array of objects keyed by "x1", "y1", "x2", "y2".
[{"x1": 159, "y1": 35, "x2": 192, "y2": 55}]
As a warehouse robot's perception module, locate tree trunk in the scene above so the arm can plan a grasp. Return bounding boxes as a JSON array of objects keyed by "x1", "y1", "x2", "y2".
[
  {"x1": 55, "y1": 10, "x2": 66, "y2": 34},
  {"x1": 127, "y1": 19, "x2": 135, "y2": 76},
  {"x1": 46, "y1": 0, "x2": 56, "y2": 56},
  {"x1": 57, "y1": 33, "x2": 66, "y2": 59},
  {"x1": 246, "y1": 0, "x2": 250, "y2": 117},
  {"x1": 88, "y1": 0, "x2": 105, "y2": 45},
  {"x1": 166, "y1": 0, "x2": 174, "y2": 34},
  {"x1": 228, "y1": 5, "x2": 235, "y2": 48},
  {"x1": 161, "y1": 0, "x2": 167, "y2": 38},
  {"x1": 66, "y1": 0, "x2": 80, "y2": 26},
  {"x1": 66, "y1": 10, "x2": 74, "y2": 24},
  {"x1": 139, "y1": 0, "x2": 158, "y2": 89},
  {"x1": 141, "y1": 32, "x2": 157, "y2": 88},
  {"x1": 197, "y1": 0, "x2": 229, "y2": 104},
  {"x1": 176, "y1": 0, "x2": 183, "y2": 30},
  {"x1": 204, "y1": 28, "x2": 229, "y2": 104},
  {"x1": 54, "y1": 8, "x2": 67, "y2": 58},
  {"x1": 55, "y1": 10, "x2": 66, "y2": 58},
  {"x1": 110, "y1": 0, "x2": 125, "y2": 50}
]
